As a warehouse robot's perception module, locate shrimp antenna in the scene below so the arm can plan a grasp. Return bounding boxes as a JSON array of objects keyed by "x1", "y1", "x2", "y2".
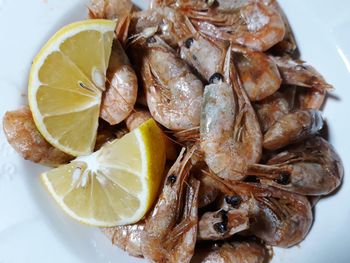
[
  {"x1": 126, "y1": 26, "x2": 159, "y2": 48},
  {"x1": 201, "y1": 169, "x2": 239, "y2": 195}
]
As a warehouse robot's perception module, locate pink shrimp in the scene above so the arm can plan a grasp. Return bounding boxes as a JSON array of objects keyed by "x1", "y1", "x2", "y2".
[
  {"x1": 200, "y1": 45, "x2": 262, "y2": 180},
  {"x1": 3, "y1": 106, "x2": 72, "y2": 166}
]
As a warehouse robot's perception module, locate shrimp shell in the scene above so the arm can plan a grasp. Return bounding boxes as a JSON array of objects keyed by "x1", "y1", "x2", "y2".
[
  {"x1": 263, "y1": 0, "x2": 298, "y2": 55},
  {"x1": 131, "y1": 7, "x2": 229, "y2": 82},
  {"x1": 141, "y1": 147, "x2": 195, "y2": 262},
  {"x1": 88, "y1": 0, "x2": 133, "y2": 43},
  {"x1": 135, "y1": 36, "x2": 203, "y2": 131},
  {"x1": 192, "y1": 241, "x2": 269, "y2": 263},
  {"x1": 202, "y1": 173, "x2": 313, "y2": 248},
  {"x1": 178, "y1": 20, "x2": 229, "y2": 81},
  {"x1": 200, "y1": 47, "x2": 262, "y2": 180},
  {"x1": 253, "y1": 91, "x2": 290, "y2": 133},
  {"x1": 189, "y1": 2, "x2": 286, "y2": 52},
  {"x1": 2, "y1": 106, "x2": 72, "y2": 166},
  {"x1": 271, "y1": 55, "x2": 333, "y2": 91},
  {"x1": 230, "y1": 183, "x2": 313, "y2": 248},
  {"x1": 101, "y1": 223, "x2": 145, "y2": 257},
  {"x1": 88, "y1": 0, "x2": 133, "y2": 20},
  {"x1": 263, "y1": 109, "x2": 323, "y2": 150},
  {"x1": 249, "y1": 136, "x2": 344, "y2": 196},
  {"x1": 100, "y1": 40, "x2": 138, "y2": 125},
  {"x1": 233, "y1": 47, "x2": 282, "y2": 101}
]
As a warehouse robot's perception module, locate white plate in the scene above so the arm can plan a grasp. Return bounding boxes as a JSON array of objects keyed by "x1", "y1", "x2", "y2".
[{"x1": 0, "y1": 0, "x2": 349, "y2": 262}]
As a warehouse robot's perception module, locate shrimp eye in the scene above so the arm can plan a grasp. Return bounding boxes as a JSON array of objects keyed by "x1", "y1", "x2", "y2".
[
  {"x1": 225, "y1": 195, "x2": 242, "y2": 208},
  {"x1": 147, "y1": 36, "x2": 156, "y2": 44},
  {"x1": 214, "y1": 222, "x2": 227, "y2": 233},
  {"x1": 209, "y1": 73, "x2": 224, "y2": 84},
  {"x1": 166, "y1": 174, "x2": 177, "y2": 185},
  {"x1": 275, "y1": 172, "x2": 291, "y2": 185},
  {"x1": 244, "y1": 176, "x2": 259, "y2": 183},
  {"x1": 184, "y1": 38, "x2": 194, "y2": 48}
]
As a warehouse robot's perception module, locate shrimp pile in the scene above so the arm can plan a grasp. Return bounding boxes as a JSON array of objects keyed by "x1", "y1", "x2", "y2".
[{"x1": 2, "y1": 0, "x2": 343, "y2": 262}]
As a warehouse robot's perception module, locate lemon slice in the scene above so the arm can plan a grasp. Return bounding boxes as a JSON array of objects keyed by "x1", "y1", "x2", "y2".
[
  {"x1": 28, "y1": 20, "x2": 116, "y2": 156},
  {"x1": 41, "y1": 119, "x2": 166, "y2": 226}
]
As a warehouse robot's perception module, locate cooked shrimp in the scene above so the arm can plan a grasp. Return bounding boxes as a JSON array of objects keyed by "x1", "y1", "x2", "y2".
[
  {"x1": 200, "y1": 47, "x2": 262, "y2": 180},
  {"x1": 154, "y1": 0, "x2": 286, "y2": 51},
  {"x1": 178, "y1": 19, "x2": 229, "y2": 81},
  {"x1": 233, "y1": 45, "x2": 282, "y2": 101},
  {"x1": 88, "y1": 0, "x2": 133, "y2": 20},
  {"x1": 249, "y1": 185, "x2": 313, "y2": 248},
  {"x1": 101, "y1": 222, "x2": 145, "y2": 257},
  {"x1": 253, "y1": 91, "x2": 290, "y2": 133},
  {"x1": 276, "y1": 56, "x2": 328, "y2": 111},
  {"x1": 263, "y1": 109, "x2": 323, "y2": 150},
  {"x1": 132, "y1": 35, "x2": 203, "y2": 130},
  {"x1": 192, "y1": 241, "x2": 269, "y2": 263},
  {"x1": 271, "y1": 55, "x2": 333, "y2": 91},
  {"x1": 129, "y1": 9, "x2": 160, "y2": 38},
  {"x1": 237, "y1": 183, "x2": 312, "y2": 247},
  {"x1": 130, "y1": 7, "x2": 229, "y2": 82},
  {"x1": 130, "y1": 7, "x2": 192, "y2": 48},
  {"x1": 142, "y1": 148, "x2": 198, "y2": 262},
  {"x1": 88, "y1": 1, "x2": 138, "y2": 126},
  {"x1": 100, "y1": 40, "x2": 138, "y2": 125},
  {"x1": 204, "y1": 172, "x2": 313, "y2": 248},
  {"x1": 130, "y1": 7, "x2": 230, "y2": 82},
  {"x1": 248, "y1": 136, "x2": 344, "y2": 196},
  {"x1": 88, "y1": 0, "x2": 133, "y2": 44},
  {"x1": 2, "y1": 106, "x2": 72, "y2": 166},
  {"x1": 151, "y1": 0, "x2": 246, "y2": 11},
  {"x1": 263, "y1": 0, "x2": 297, "y2": 55},
  {"x1": 187, "y1": 2, "x2": 285, "y2": 52}
]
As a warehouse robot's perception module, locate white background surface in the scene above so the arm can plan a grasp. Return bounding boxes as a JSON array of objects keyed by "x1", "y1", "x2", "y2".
[{"x1": 0, "y1": 0, "x2": 349, "y2": 262}]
